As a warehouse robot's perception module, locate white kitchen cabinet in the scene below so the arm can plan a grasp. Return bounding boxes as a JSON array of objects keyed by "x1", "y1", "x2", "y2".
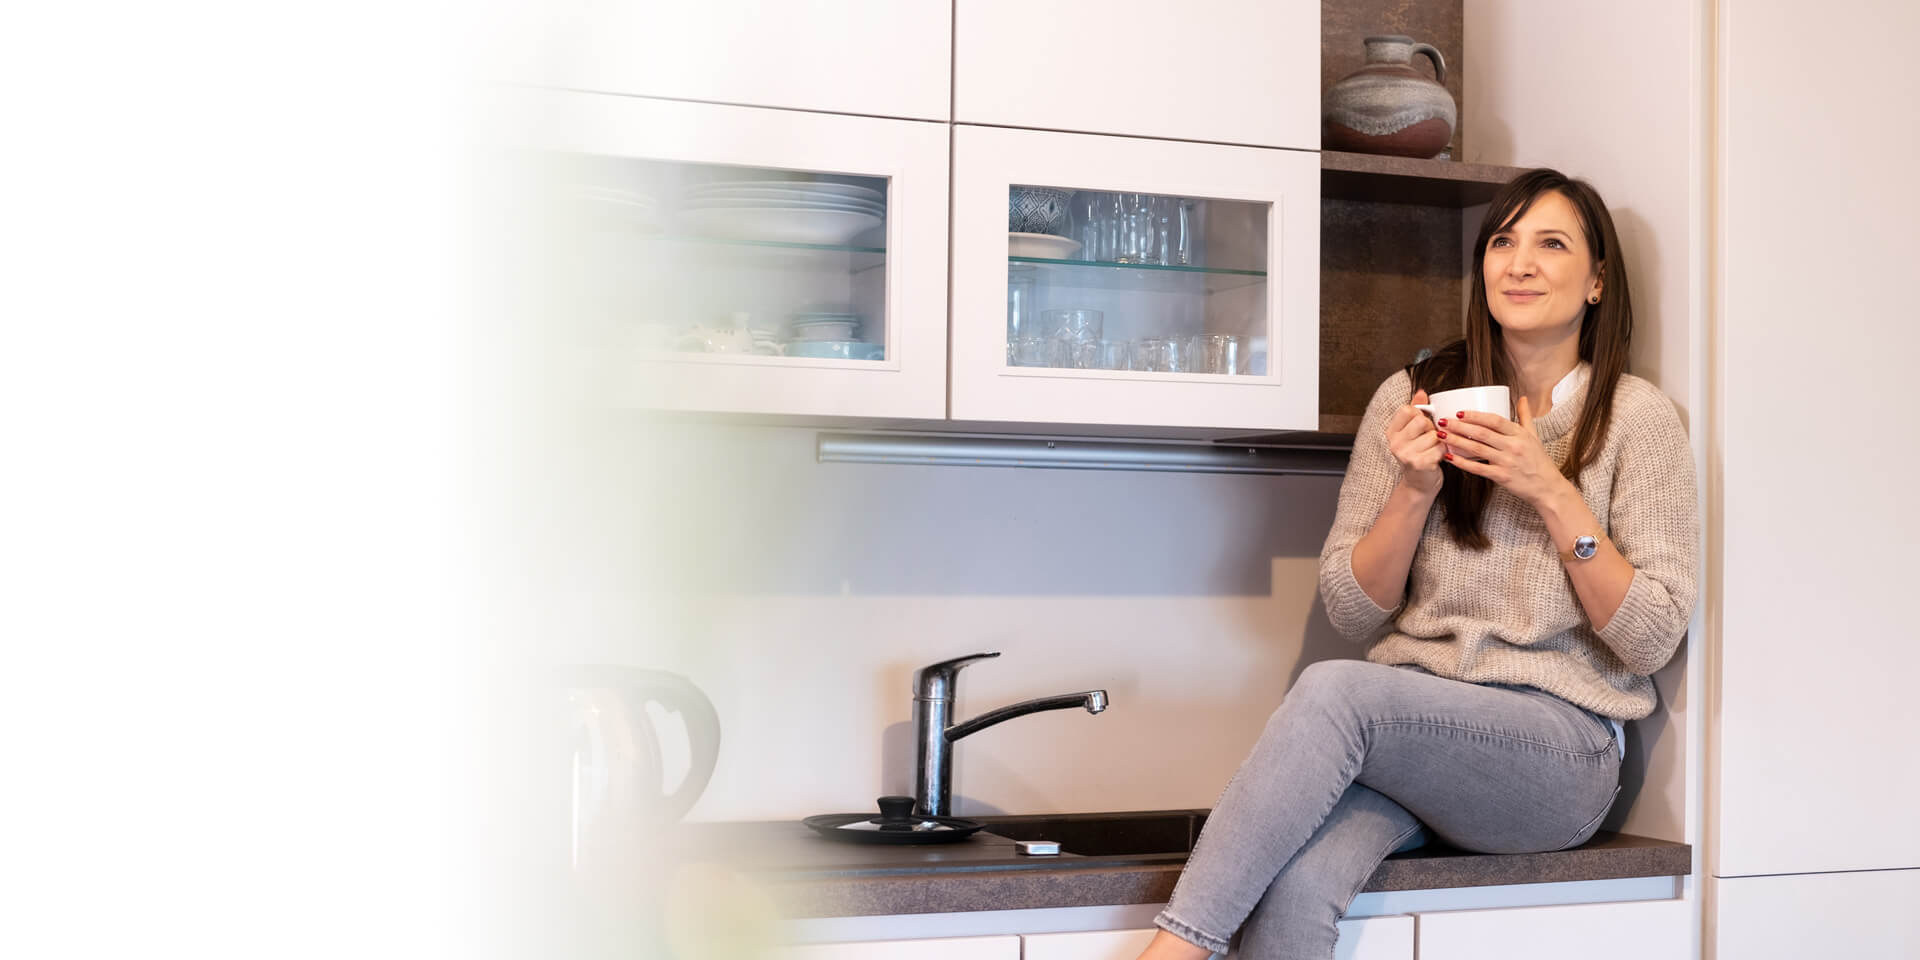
[
  {"x1": 1021, "y1": 928, "x2": 1161, "y2": 960},
  {"x1": 1710, "y1": 0, "x2": 1920, "y2": 881},
  {"x1": 770, "y1": 935, "x2": 1020, "y2": 960},
  {"x1": 1021, "y1": 918, "x2": 1412, "y2": 960},
  {"x1": 1714, "y1": 871, "x2": 1920, "y2": 959},
  {"x1": 1415, "y1": 898, "x2": 1687, "y2": 960},
  {"x1": 1333, "y1": 915, "x2": 1416, "y2": 960},
  {"x1": 954, "y1": 0, "x2": 1318, "y2": 149},
  {"x1": 950, "y1": 124, "x2": 1319, "y2": 430},
  {"x1": 515, "y1": 0, "x2": 951, "y2": 122},
  {"x1": 511, "y1": 90, "x2": 951, "y2": 419}
]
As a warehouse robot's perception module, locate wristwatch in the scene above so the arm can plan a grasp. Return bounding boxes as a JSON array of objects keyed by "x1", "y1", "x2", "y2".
[{"x1": 1561, "y1": 534, "x2": 1603, "y2": 562}]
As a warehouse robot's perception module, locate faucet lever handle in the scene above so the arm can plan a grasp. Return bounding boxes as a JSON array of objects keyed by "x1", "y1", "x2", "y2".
[{"x1": 914, "y1": 651, "x2": 1000, "y2": 699}]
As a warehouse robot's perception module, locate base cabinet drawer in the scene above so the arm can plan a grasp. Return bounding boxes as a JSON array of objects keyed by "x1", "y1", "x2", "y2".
[
  {"x1": 1416, "y1": 899, "x2": 1687, "y2": 960},
  {"x1": 1021, "y1": 916, "x2": 1412, "y2": 960},
  {"x1": 1022, "y1": 929, "x2": 1158, "y2": 960},
  {"x1": 771, "y1": 935, "x2": 1019, "y2": 960}
]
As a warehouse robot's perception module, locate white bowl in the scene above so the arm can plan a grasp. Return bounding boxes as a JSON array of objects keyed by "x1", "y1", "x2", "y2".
[
  {"x1": 784, "y1": 340, "x2": 884, "y2": 361},
  {"x1": 678, "y1": 206, "x2": 883, "y2": 245},
  {"x1": 789, "y1": 319, "x2": 859, "y2": 340},
  {"x1": 1008, "y1": 232, "x2": 1084, "y2": 260},
  {"x1": 687, "y1": 186, "x2": 887, "y2": 213},
  {"x1": 696, "y1": 180, "x2": 885, "y2": 204},
  {"x1": 683, "y1": 196, "x2": 886, "y2": 217}
]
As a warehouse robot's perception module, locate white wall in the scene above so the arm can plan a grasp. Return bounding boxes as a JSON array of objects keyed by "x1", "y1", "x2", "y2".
[
  {"x1": 1464, "y1": 0, "x2": 1705, "y2": 848},
  {"x1": 557, "y1": 421, "x2": 1346, "y2": 820}
]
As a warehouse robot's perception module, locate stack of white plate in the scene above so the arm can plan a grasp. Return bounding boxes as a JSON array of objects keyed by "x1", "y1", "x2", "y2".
[
  {"x1": 678, "y1": 180, "x2": 885, "y2": 245},
  {"x1": 575, "y1": 185, "x2": 659, "y2": 232}
]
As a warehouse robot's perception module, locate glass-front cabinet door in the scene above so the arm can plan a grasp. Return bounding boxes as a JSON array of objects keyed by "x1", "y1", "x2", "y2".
[
  {"x1": 950, "y1": 125, "x2": 1318, "y2": 431},
  {"x1": 509, "y1": 91, "x2": 950, "y2": 419}
]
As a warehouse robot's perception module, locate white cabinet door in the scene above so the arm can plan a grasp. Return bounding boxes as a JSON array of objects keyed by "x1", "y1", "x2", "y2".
[
  {"x1": 509, "y1": 90, "x2": 950, "y2": 419},
  {"x1": 955, "y1": 0, "x2": 1318, "y2": 149},
  {"x1": 1334, "y1": 915, "x2": 1415, "y2": 960},
  {"x1": 771, "y1": 935, "x2": 1020, "y2": 960},
  {"x1": 1715, "y1": 872, "x2": 1920, "y2": 959},
  {"x1": 1713, "y1": 0, "x2": 1920, "y2": 879},
  {"x1": 1021, "y1": 917, "x2": 1411, "y2": 960},
  {"x1": 1022, "y1": 929, "x2": 1158, "y2": 960},
  {"x1": 950, "y1": 124, "x2": 1319, "y2": 431},
  {"x1": 1415, "y1": 898, "x2": 1687, "y2": 960},
  {"x1": 512, "y1": 0, "x2": 951, "y2": 122}
]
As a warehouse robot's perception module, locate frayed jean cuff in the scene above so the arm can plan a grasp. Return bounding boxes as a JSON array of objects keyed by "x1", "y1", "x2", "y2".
[{"x1": 1154, "y1": 909, "x2": 1229, "y2": 955}]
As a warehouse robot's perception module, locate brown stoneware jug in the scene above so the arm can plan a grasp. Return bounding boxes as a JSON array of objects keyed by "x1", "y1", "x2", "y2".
[{"x1": 1324, "y1": 35, "x2": 1458, "y2": 159}]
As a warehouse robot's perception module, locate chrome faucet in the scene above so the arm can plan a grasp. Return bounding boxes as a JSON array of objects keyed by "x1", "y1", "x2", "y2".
[{"x1": 912, "y1": 651, "x2": 1109, "y2": 818}]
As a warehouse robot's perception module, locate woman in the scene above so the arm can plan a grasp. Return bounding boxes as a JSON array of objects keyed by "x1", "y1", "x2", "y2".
[{"x1": 1136, "y1": 169, "x2": 1698, "y2": 959}]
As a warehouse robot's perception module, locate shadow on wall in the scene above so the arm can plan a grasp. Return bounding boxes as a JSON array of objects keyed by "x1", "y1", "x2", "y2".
[
  {"x1": 633, "y1": 423, "x2": 1345, "y2": 597},
  {"x1": 1610, "y1": 204, "x2": 1669, "y2": 408},
  {"x1": 1290, "y1": 593, "x2": 1360, "y2": 690},
  {"x1": 1603, "y1": 637, "x2": 1687, "y2": 834}
]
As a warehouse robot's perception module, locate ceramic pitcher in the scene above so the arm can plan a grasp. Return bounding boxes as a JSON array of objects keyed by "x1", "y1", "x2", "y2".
[{"x1": 1324, "y1": 35, "x2": 1458, "y2": 159}]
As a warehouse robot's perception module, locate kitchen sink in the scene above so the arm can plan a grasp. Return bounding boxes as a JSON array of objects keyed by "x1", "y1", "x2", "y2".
[{"x1": 976, "y1": 810, "x2": 1208, "y2": 862}]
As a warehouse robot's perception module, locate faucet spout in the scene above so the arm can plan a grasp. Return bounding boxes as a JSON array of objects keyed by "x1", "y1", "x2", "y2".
[
  {"x1": 909, "y1": 652, "x2": 1110, "y2": 818},
  {"x1": 946, "y1": 690, "x2": 1108, "y2": 743}
]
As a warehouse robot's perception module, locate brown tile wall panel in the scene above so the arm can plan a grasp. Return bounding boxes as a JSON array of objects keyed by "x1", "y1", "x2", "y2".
[{"x1": 1319, "y1": 198, "x2": 1466, "y2": 422}]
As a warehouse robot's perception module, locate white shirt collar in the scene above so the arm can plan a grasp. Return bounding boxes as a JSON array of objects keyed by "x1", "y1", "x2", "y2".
[{"x1": 1551, "y1": 362, "x2": 1591, "y2": 407}]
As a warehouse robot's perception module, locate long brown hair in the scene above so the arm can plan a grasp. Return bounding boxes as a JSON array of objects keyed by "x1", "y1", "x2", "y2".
[{"x1": 1409, "y1": 169, "x2": 1632, "y2": 550}]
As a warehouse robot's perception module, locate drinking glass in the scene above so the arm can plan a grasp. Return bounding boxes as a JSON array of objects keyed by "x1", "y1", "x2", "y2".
[
  {"x1": 1193, "y1": 334, "x2": 1250, "y2": 374},
  {"x1": 1073, "y1": 192, "x2": 1104, "y2": 262},
  {"x1": 1119, "y1": 193, "x2": 1158, "y2": 264},
  {"x1": 1130, "y1": 338, "x2": 1168, "y2": 372},
  {"x1": 1174, "y1": 199, "x2": 1197, "y2": 266},
  {"x1": 1101, "y1": 192, "x2": 1125, "y2": 263},
  {"x1": 1010, "y1": 337, "x2": 1069, "y2": 368},
  {"x1": 1154, "y1": 196, "x2": 1176, "y2": 266},
  {"x1": 1160, "y1": 335, "x2": 1193, "y2": 372},
  {"x1": 1072, "y1": 339, "x2": 1131, "y2": 370},
  {"x1": 1040, "y1": 307, "x2": 1104, "y2": 343},
  {"x1": 1007, "y1": 270, "x2": 1035, "y2": 340}
]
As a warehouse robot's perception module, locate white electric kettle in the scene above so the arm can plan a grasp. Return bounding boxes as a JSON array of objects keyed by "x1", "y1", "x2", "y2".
[{"x1": 559, "y1": 665, "x2": 720, "y2": 871}]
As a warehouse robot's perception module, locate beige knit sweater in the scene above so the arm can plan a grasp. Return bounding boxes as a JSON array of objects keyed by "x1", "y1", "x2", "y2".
[{"x1": 1318, "y1": 369, "x2": 1699, "y2": 720}]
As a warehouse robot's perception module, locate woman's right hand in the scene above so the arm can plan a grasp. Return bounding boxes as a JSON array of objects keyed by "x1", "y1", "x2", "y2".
[{"x1": 1387, "y1": 389, "x2": 1445, "y2": 496}]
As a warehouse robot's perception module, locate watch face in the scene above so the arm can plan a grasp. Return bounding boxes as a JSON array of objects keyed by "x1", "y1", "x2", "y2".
[{"x1": 1574, "y1": 535, "x2": 1599, "y2": 559}]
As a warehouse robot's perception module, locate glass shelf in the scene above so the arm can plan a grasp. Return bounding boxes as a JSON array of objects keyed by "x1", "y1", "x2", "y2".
[{"x1": 1007, "y1": 256, "x2": 1268, "y2": 294}]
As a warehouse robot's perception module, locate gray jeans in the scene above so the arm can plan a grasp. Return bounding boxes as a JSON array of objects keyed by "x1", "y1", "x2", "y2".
[{"x1": 1155, "y1": 660, "x2": 1622, "y2": 958}]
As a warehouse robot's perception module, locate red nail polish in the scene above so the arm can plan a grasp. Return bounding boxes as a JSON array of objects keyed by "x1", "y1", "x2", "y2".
[
  {"x1": 1457, "y1": 411, "x2": 1467, "y2": 418},
  {"x1": 1436, "y1": 430, "x2": 1447, "y2": 439},
  {"x1": 1437, "y1": 418, "x2": 1447, "y2": 426},
  {"x1": 1443, "y1": 452, "x2": 1455, "y2": 461}
]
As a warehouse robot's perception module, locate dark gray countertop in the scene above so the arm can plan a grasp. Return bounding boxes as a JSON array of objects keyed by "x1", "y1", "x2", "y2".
[{"x1": 664, "y1": 818, "x2": 1692, "y2": 919}]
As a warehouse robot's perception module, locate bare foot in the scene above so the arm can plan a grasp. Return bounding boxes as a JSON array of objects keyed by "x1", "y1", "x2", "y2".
[{"x1": 1135, "y1": 928, "x2": 1214, "y2": 960}]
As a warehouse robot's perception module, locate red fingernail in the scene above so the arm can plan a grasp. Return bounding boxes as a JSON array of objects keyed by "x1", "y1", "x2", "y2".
[
  {"x1": 1457, "y1": 411, "x2": 1467, "y2": 418},
  {"x1": 1436, "y1": 430, "x2": 1447, "y2": 439},
  {"x1": 1443, "y1": 452, "x2": 1455, "y2": 460},
  {"x1": 1437, "y1": 418, "x2": 1447, "y2": 426}
]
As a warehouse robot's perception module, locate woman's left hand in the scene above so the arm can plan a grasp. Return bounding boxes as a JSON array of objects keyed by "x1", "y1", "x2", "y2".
[{"x1": 1437, "y1": 396, "x2": 1574, "y2": 508}]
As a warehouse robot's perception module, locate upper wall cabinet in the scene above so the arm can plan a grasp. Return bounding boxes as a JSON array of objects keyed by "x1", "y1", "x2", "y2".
[
  {"x1": 517, "y1": 0, "x2": 953, "y2": 122},
  {"x1": 954, "y1": 0, "x2": 1318, "y2": 149},
  {"x1": 950, "y1": 125, "x2": 1318, "y2": 431},
  {"x1": 507, "y1": 90, "x2": 952, "y2": 420}
]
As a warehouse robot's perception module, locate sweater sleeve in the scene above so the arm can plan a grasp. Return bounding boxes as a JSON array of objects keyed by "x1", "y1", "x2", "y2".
[
  {"x1": 1594, "y1": 389, "x2": 1701, "y2": 675},
  {"x1": 1318, "y1": 371, "x2": 1415, "y2": 642}
]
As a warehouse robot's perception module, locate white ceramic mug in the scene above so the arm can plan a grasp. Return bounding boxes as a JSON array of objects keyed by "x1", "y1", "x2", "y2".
[{"x1": 1413, "y1": 385, "x2": 1512, "y2": 421}]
